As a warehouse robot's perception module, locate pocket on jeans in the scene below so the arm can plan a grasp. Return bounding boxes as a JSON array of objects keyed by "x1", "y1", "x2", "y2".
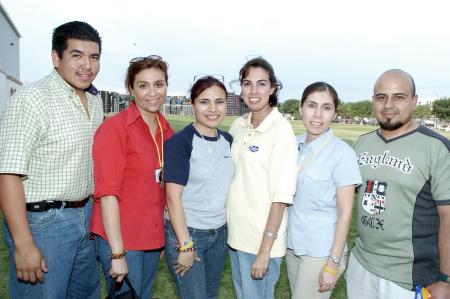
[{"x1": 27, "y1": 209, "x2": 59, "y2": 227}]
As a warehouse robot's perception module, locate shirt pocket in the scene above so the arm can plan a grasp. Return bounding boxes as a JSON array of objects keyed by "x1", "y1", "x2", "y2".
[{"x1": 301, "y1": 168, "x2": 334, "y2": 207}]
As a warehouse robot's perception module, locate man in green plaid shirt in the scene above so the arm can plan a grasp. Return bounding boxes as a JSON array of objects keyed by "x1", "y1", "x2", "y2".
[{"x1": 0, "y1": 21, "x2": 103, "y2": 299}]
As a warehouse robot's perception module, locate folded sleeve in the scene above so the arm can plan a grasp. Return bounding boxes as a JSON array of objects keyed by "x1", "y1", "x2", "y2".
[
  {"x1": 93, "y1": 119, "x2": 127, "y2": 200},
  {"x1": 0, "y1": 89, "x2": 46, "y2": 176},
  {"x1": 332, "y1": 142, "x2": 363, "y2": 187},
  {"x1": 269, "y1": 121, "x2": 298, "y2": 204},
  {"x1": 431, "y1": 144, "x2": 450, "y2": 203}
]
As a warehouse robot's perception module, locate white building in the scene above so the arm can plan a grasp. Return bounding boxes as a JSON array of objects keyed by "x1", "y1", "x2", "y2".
[
  {"x1": 417, "y1": 97, "x2": 437, "y2": 106},
  {"x1": 0, "y1": 2, "x2": 22, "y2": 119}
]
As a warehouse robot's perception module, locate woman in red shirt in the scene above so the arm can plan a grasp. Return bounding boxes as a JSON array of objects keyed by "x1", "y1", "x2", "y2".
[{"x1": 90, "y1": 55, "x2": 174, "y2": 298}]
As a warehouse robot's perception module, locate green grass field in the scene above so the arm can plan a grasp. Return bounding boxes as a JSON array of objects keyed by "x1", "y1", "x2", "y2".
[{"x1": 1, "y1": 116, "x2": 449, "y2": 298}]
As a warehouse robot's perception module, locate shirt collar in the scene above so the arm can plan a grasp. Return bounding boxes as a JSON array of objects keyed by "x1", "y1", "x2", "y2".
[
  {"x1": 238, "y1": 107, "x2": 280, "y2": 132},
  {"x1": 126, "y1": 101, "x2": 169, "y2": 131},
  {"x1": 51, "y1": 68, "x2": 98, "y2": 96},
  {"x1": 126, "y1": 101, "x2": 141, "y2": 125},
  {"x1": 299, "y1": 128, "x2": 334, "y2": 155}
]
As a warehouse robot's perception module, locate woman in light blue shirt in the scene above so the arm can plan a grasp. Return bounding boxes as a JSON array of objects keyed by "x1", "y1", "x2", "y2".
[{"x1": 286, "y1": 82, "x2": 362, "y2": 299}]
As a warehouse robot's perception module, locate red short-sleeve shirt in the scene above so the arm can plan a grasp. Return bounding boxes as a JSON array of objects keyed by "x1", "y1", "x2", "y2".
[{"x1": 90, "y1": 102, "x2": 174, "y2": 250}]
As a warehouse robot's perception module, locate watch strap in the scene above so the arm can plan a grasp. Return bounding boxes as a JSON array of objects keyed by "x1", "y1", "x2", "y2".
[
  {"x1": 331, "y1": 255, "x2": 341, "y2": 265},
  {"x1": 439, "y1": 272, "x2": 450, "y2": 283}
]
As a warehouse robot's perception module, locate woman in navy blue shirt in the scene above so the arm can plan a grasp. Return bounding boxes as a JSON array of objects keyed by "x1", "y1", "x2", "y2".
[{"x1": 163, "y1": 76, "x2": 235, "y2": 299}]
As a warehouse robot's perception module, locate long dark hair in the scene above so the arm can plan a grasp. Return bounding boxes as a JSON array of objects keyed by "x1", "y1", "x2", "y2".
[
  {"x1": 190, "y1": 76, "x2": 227, "y2": 103},
  {"x1": 300, "y1": 82, "x2": 339, "y2": 111},
  {"x1": 239, "y1": 57, "x2": 282, "y2": 107}
]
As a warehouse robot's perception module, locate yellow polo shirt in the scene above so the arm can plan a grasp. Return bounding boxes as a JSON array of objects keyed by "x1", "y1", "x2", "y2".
[{"x1": 227, "y1": 108, "x2": 298, "y2": 257}]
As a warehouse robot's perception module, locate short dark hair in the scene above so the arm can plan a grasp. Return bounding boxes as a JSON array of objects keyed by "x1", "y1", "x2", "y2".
[
  {"x1": 239, "y1": 57, "x2": 282, "y2": 107},
  {"x1": 190, "y1": 76, "x2": 227, "y2": 103},
  {"x1": 52, "y1": 21, "x2": 102, "y2": 59},
  {"x1": 300, "y1": 82, "x2": 340, "y2": 111},
  {"x1": 125, "y1": 58, "x2": 169, "y2": 93}
]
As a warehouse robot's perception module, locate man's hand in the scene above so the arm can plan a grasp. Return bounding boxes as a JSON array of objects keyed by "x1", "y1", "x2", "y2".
[
  {"x1": 426, "y1": 281, "x2": 450, "y2": 299},
  {"x1": 14, "y1": 242, "x2": 47, "y2": 283}
]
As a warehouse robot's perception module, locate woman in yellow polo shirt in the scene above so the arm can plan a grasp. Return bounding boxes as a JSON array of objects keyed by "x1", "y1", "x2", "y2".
[{"x1": 227, "y1": 57, "x2": 298, "y2": 299}]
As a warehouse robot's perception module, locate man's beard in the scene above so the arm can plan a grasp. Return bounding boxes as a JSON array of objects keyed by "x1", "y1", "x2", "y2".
[{"x1": 378, "y1": 119, "x2": 404, "y2": 131}]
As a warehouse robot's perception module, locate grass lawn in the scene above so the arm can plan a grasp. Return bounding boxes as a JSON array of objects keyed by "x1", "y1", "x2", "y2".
[{"x1": 1, "y1": 116, "x2": 449, "y2": 298}]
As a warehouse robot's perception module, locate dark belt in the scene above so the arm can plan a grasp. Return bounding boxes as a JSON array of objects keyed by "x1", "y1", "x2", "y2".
[{"x1": 26, "y1": 197, "x2": 90, "y2": 212}]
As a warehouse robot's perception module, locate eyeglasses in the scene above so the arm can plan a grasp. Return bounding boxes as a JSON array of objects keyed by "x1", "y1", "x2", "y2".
[
  {"x1": 129, "y1": 55, "x2": 162, "y2": 64},
  {"x1": 193, "y1": 74, "x2": 225, "y2": 83}
]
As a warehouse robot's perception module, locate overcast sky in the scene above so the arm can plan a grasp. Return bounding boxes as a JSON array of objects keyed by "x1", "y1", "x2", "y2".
[{"x1": 3, "y1": 0, "x2": 450, "y2": 102}]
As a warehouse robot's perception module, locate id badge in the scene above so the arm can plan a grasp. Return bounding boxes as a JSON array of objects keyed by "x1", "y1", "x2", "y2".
[{"x1": 155, "y1": 168, "x2": 162, "y2": 183}]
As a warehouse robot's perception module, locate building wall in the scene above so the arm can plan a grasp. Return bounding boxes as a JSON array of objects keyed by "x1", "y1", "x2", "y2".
[
  {"x1": 0, "y1": 11, "x2": 20, "y2": 79},
  {"x1": 0, "y1": 4, "x2": 21, "y2": 120}
]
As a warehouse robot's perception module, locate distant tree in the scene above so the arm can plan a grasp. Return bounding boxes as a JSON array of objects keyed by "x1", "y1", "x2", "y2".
[
  {"x1": 338, "y1": 103, "x2": 353, "y2": 123},
  {"x1": 280, "y1": 99, "x2": 300, "y2": 115},
  {"x1": 414, "y1": 104, "x2": 432, "y2": 120},
  {"x1": 352, "y1": 100, "x2": 373, "y2": 118},
  {"x1": 432, "y1": 98, "x2": 450, "y2": 120}
]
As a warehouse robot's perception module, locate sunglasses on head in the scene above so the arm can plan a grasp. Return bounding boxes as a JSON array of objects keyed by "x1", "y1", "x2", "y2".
[
  {"x1": 193, "y1": 74, "x2": 225, "y2": 83},
  {"x1": 129, "y1": 55, "x2": 162, "y2": 64}
]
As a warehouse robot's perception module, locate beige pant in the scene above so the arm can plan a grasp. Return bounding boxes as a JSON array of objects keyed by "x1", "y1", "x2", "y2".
[
  {"x1": 286, "y1": 249, "x2": 346, "y2": 299},
  {"x1": 346, "y1": 253, "x2": 416, "y2": 299}
]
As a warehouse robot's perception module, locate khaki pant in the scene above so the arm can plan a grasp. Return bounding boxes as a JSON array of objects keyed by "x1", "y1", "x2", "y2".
[
  {"x1": 346, "y1": 253, "x2": 415, "y2": 299},
  {"x1": 286, "y1": 249, "x2": 346, "y2": 299}
]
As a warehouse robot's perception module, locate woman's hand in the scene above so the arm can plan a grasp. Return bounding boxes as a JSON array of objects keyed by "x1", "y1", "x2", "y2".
[
  {"x1": 251, "y1": 251, "x2": 270, "y2": 280},
  {"x1": 319, "y1": 261, "x2": 339, "y2": 292},
  {"x1": 110, "y1": 258, "x2": 128, "y2": 282},
  {"x1": 174, "y1": 251, "x2": 200, "y2": 277}
]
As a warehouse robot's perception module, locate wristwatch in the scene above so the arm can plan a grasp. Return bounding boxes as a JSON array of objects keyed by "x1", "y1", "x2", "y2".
[
  {"x1": 439, "y1": 272, "x2": 450, "y2": 283},
  {"x1": 330, "y1": 255, "x2": 341, "y2": 265}
]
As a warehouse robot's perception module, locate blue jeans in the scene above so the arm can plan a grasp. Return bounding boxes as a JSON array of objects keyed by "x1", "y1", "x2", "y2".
[
  {"x1": 96, "y1": 236, "x2": 160, "y2": 299},
  {"x1": 165, "y1": 221, "x2": 228, "y2": 299},
  {"x1": 229, "y1": 248, "x2": 282, "y2": 299},
  {"x1": 3, "y1": 199, "x2": 100, "y2": 299}
]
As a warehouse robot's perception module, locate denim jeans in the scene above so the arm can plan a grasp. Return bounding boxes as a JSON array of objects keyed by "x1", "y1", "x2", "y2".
[
  {"x1": 3, "y1": 199, "x2": 100, "y2": 299},
  {"x1": 165, "y1": 221, "x2": 228, "y2": 299},
  {"x1": 229, "y1": 248, "x2": 282, "y2": 299},
  {"x1": 96, "y1": 236, "x2": 160, "y2": 299}
]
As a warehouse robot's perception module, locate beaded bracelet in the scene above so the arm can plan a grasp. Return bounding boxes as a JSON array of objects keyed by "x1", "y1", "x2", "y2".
[
  {"x1": 323, "y1": 266, "x2": 338, "y2": 276},
  {"x1": 110, "y1": 250, "x2": 127, "y2": 260},
  {"x1": 177, "y1": 246, "x2": 196, "y2": 253},
  {"x1": 178, "y1": 240, "x2": 194, "y2": 252}
]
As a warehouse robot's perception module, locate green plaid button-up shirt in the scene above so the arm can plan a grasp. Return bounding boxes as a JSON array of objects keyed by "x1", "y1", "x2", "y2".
[{"x1": 0, "y1": 69, "x2": 104, "y2": 203}]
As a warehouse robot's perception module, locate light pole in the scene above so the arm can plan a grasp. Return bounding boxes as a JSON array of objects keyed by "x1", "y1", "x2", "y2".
[{"x1": 432, "y1": 91, "x2": 439, "y2": 129}]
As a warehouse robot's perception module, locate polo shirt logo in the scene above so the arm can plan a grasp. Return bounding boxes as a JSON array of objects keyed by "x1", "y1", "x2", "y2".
[{"x1": 249, "y1": 145, "x2": 259, "y2": 152}]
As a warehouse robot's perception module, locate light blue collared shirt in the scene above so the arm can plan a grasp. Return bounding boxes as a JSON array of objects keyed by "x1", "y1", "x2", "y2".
[{"x1": 287, "y1": 129, "x2": 362, "y2": 257}]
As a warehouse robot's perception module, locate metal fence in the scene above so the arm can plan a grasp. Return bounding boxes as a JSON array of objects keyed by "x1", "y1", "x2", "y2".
[{"x1": 161, "y1": 104, "x2": 193, "y2": 116}]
